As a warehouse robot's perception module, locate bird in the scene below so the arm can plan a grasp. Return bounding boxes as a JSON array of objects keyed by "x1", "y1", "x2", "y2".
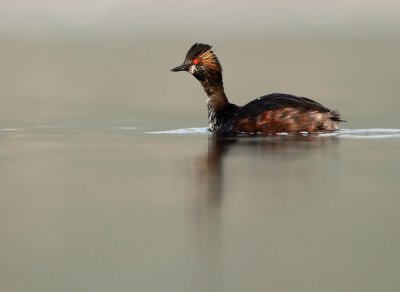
[{"x1": 171, "y1": 43, "x2": 344, "y2": 134}]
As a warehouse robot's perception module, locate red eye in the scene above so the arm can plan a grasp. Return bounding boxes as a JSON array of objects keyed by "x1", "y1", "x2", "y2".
[{"x1": 192, "y1": 58, "x2": 199, "y2": 65}]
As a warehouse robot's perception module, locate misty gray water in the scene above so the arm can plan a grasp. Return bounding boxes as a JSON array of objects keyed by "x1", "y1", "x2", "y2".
[
  {"x1": 1, "y1": 124, "x2": 400, "y2": 292},
  {"x1": 1, "y1": 39, "x2": 400, "y2": 292}
]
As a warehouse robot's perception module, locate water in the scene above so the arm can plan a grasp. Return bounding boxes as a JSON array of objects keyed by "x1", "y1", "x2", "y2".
[
  {"x1": 0, "y1": 124, "x2": 399, "y2": 292},
  {"x1": 1, "y1": 39, "x2": 400, "y2": 292},
  {"x1": 148, "y1": 127, "x2": 400, "y2": 138}
]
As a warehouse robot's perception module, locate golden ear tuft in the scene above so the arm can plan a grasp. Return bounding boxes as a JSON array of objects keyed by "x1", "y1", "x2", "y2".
[{"x1": 198, "y1": 49, "x2": 220, "y2": 71}]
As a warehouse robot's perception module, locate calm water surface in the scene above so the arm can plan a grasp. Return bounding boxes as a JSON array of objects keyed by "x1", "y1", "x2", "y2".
[
  {"x1": 1, "y1": 39, "x2": 400, "y2": 292},
  {"x1": 0, "y1": 125, "x2": 399, "y2": 292}
]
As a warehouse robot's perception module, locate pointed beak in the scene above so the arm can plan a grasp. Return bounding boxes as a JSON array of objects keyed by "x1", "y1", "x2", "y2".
[{"x1": 171, "y1": 64, "x2": 187, "y2": 72}]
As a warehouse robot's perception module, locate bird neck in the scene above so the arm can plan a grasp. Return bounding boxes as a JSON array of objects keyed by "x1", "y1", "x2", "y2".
[{"x1": 199, "y1": 73, "x2": 229, "y2": 112}]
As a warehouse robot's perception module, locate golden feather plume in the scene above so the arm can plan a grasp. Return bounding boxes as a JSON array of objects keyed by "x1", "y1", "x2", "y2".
[{"x1": 198, "y1": 49, "x2": 221, "y2": 72}]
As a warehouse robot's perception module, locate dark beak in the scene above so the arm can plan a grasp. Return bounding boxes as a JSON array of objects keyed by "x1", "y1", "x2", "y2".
[{"x1": 171, "y1": 64, "x2": 187, "y2": 72}]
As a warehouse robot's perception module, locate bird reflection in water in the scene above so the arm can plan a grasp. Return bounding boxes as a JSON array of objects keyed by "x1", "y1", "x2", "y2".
[
  {"x1": 194, "y1": 133, "x2": 339, "y2": 207},
  {"x1": 188, "y1": 134, "x2": 338, "y2": 288}
]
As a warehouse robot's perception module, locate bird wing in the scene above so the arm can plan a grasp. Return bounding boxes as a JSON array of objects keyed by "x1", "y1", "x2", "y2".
[{"x1": 238, "y1": 93, "x2": 342, "y2": 122}]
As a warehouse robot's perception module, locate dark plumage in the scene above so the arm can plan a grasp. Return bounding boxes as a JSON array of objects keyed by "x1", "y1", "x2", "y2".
[
  {"x1": 185, "y1": 43, "x2": 212, "y2": 62},
  {"x1": 171, "y1": 43, "x2": 344, "y2": 134}
]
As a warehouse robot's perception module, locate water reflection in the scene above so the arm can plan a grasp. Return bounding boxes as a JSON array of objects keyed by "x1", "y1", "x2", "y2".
[
  {"x1": 188, "y1": 134, "x2": 339, "y2": 289},
  {"x1": 195, "y1": 134, "x2": 339, "y2": 206}
]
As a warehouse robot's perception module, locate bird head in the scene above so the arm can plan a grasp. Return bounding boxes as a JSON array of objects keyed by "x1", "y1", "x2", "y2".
[{"x1": 171, "y1": 43, "x2": 222, "y2": 81}]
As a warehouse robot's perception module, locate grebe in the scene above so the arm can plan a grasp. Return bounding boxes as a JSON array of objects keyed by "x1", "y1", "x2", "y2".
[{"x1": 171, "y1": 43, "x2": 343, "y2": 134}]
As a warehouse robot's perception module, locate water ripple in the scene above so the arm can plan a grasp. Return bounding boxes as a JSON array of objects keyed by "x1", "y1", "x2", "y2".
[
  {"x1": 147, "y1": 128, "x2": 400, "y2": 139},
  {"x1": 146, "y1": 127, "x2": 209, "y2": 134},
  {"x1": 319, "y1": 128, "x2": 400, "y2": 139},
  {"x1": 1, "y1": 126, "x2": 399, "y2": 139}
]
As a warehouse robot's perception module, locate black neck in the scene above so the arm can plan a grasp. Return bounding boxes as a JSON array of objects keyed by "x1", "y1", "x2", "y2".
[
  {"x1": 198, "y1": 72, "x2": 229, "y2": 112},
  {"x1": 194, "y1": 72, "x2": 231, "y2": 132}
]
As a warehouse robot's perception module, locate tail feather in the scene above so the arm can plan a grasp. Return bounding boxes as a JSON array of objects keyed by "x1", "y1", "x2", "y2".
[{"x1": 329, "y1": 110, "x2": 346, "y2": 123}]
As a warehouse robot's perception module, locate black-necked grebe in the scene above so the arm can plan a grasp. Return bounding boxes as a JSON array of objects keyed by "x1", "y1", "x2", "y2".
[{"x1": 171, "y1": 43, "x2": 343, "y2": 134}]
